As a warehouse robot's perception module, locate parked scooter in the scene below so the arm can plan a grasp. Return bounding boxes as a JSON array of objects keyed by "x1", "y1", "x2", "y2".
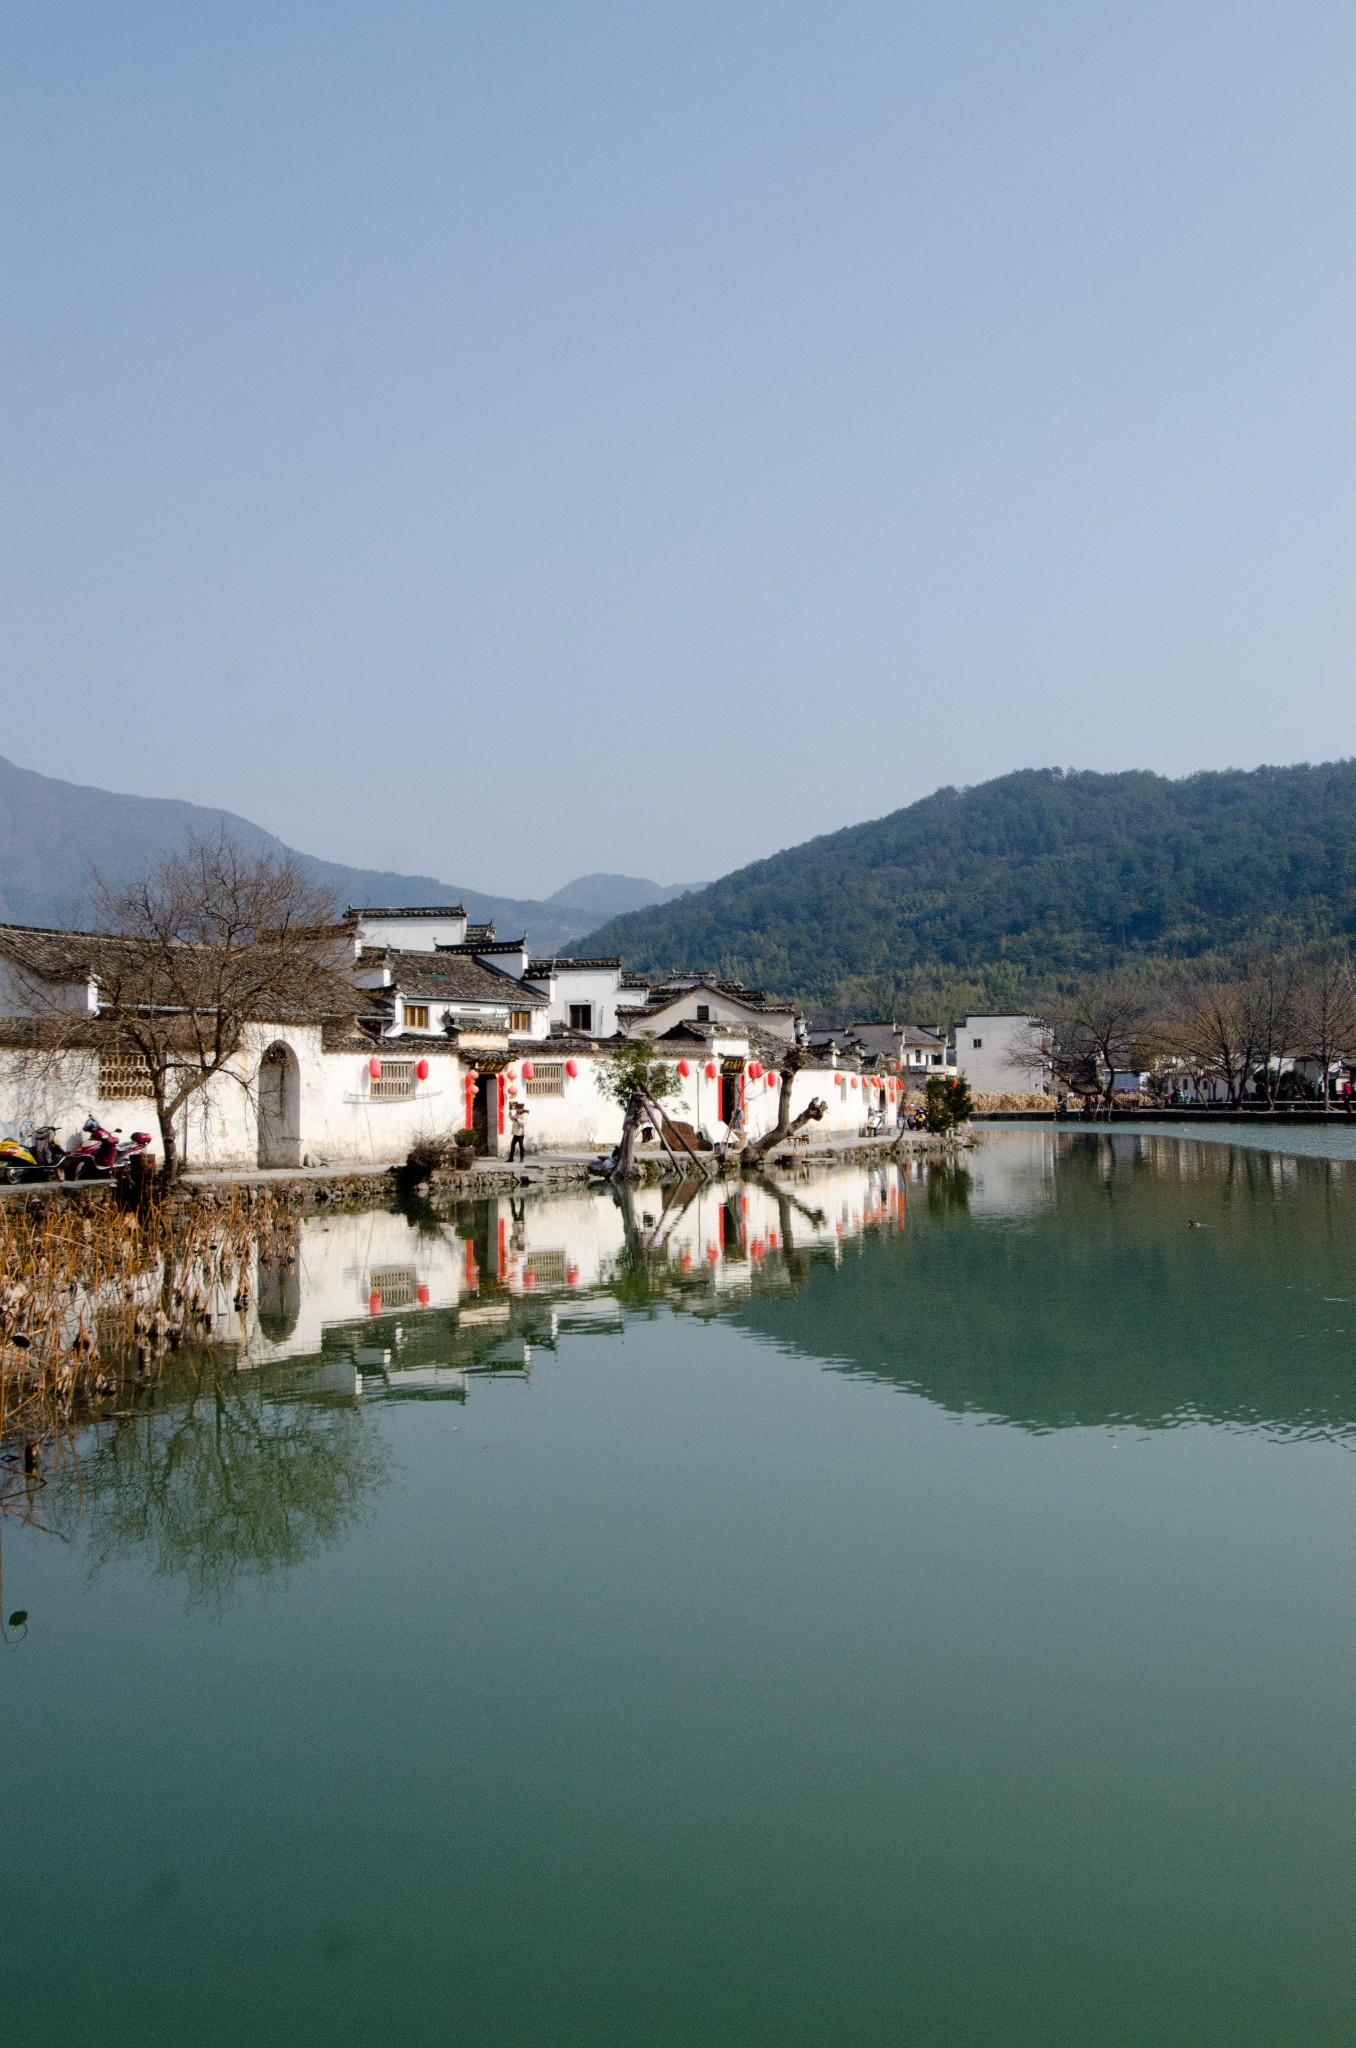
[
  {"x1": 61, "y1": 1117, "x2": 154, "y2": 1182},
  {"x1": 0, "y1": 1125, "x2": 73, "y2": 1183}
]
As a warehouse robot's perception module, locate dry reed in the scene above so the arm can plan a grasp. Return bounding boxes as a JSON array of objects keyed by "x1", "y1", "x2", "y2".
[{"x1": 0, "y1": 1186, "x2": 295, "y2": 1500}]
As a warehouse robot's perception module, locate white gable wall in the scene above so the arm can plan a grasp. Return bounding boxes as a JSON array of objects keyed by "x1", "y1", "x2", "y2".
[
  {"x1": 354, "y1": 911, "x2": 469, "y2": 951},
  {"x1": 525, "y1": 963, "x2": 627, "y2": 1038},
  {"x1": 956, "y1": 1016, "x2": 1048, "y2": 1094}
]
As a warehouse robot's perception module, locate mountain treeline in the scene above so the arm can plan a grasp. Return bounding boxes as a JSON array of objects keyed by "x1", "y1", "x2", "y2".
[{"x1": 572, "y1": 764, "x2": 1356, "y2": 1015}]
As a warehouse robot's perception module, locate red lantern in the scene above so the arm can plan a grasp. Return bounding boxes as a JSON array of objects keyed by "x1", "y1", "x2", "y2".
[
  {"x1": 766, "y1": 1071, "x2": 777, "y2": 1088},
  {"x1": 416, "y1": 1058, "x2": 429, "y2": 1082},
  {"x1": 565, "y1": 1058, "x2": 579, "y2": 1078},
  {"x1": 368, "y1": 1056, "x2": 382, "y2": 1081},
  {"x1": 677, "y1": 1059, "x2": 690, "y2": 1078},
  {"x1": 522, "y1": 1060, "x2": 535, "y2": 1082},
  {"x1": 705, "y1": 1061, "x2": 717, "y2": 1080},
  {"x1": 851, "y1": 1076, "x2": 859, "y2": 1089},
  {"x1": 749, "y1": 1061, "x2": 763, "y2": 1080}
]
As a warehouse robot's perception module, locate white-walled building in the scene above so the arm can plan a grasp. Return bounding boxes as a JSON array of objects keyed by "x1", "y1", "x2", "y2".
[{"x1": 954, "y1": 1016, "x2": 1050, "y2": 1095}]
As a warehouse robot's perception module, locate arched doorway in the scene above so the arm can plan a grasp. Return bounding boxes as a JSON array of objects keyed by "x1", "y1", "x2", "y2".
[{"x1": 257, "y1": 1042, "x2": 301, "y2": 1168}]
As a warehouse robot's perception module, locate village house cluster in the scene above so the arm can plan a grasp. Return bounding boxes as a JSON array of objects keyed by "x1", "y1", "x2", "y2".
[
  {"x1": 0, "y1": 903, "x2": 992, "y2": 1173},
  {"x1": 28, "y1": 881, "x2": 1338, "y2": 1169}
]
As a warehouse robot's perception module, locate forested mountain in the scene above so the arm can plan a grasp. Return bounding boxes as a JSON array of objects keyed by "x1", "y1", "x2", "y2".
[
  {"x1": 572, "y1": 764, "x2": 1356, "y2": 1015},
  {"x1": 0, "y1": 754, "x2": 647, "y2": 951}
]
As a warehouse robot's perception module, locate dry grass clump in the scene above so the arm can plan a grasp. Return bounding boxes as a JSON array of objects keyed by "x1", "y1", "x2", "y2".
[
  {"x1": 969, "y1": 1091, "x2": 1052, "y2": 1112},
  {"x1": 0, "y1": 1187, "x2": 294, "y2": 1493}
]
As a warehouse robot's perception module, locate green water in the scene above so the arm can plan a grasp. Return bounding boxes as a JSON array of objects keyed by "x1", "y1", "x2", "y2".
[{"x1": 6, "y1": 1130, "x2": 1356, "y2": 2045}]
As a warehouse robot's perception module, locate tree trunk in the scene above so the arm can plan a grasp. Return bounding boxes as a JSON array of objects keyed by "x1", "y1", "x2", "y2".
[
  {"x1": 612, "y1": 1090, "x2": 646, "y2": 1180},
  {"x1": 741, "y1": 1048, "x2": 810, "y2": 1162},
  {"x1": 743, "y1": 1096, "x2": 827, "y2": 1163},
  {"x1": 154, "y1": 1080, "x2": 181, "y2": 1186}
]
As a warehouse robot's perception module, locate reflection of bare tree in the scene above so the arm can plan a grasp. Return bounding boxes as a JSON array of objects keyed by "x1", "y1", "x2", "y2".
[
  {"x1": 749, "y1": 1173, "x2": 825, "y2": 1285},
  {"x1": 50, "y1": 1363, "x2": 390, "y2": 1605}
]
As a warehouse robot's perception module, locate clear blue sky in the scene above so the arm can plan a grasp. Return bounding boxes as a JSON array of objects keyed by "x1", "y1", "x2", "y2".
[{"x1": 3, "y1": 2, "x2": 1354, "y2": 898}]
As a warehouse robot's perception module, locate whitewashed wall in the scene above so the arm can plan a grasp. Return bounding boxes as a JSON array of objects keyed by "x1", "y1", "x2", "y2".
[
  {"x1": 0, "y1": 1027, "x2": 473, "y2": 1172},
  {"x1": 524, "y1": 964, "x2": 626, "y2": 1037},
  {"x1": 0, "y1": 1029, "x2": 904, "y2": 1172}
]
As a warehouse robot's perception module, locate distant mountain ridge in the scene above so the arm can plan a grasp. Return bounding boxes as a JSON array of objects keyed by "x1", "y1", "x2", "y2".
[
  {"x1": 0, "y1": 755, "x2": 684, "y2": 952},
  {"x1": 545, "y1": 872, "x2": 705, "y2": 918},
  {"x1": 571, "y1": 762, "x2": 1356, "y2": 1013}
]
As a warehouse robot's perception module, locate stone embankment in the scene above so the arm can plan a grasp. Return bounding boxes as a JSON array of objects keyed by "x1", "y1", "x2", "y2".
[{"x1": 1, "y1": 1130, "x2": 970, "y2": 1215}]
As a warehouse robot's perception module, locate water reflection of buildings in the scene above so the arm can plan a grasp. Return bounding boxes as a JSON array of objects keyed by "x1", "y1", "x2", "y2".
[
  {"x1": 961, "y1": 1131, "x2": 1057, "y2": 1218},
  {"x1": 198, "y1": 1159, "x2": 940, "y2": 1401}
]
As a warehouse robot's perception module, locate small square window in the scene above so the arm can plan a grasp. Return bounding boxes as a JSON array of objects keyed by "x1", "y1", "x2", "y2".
[
  {"x1": 404, "y1": 1004, "x2": 429, "y2": 1030},
  {"x1": 510, "y1": 1010, "x2": 533, "y2": 1033},
  {"x1": 972, "y1": 1037, "x2": 983, "y2": 1049},
  {"x1": 696, "y1": 1004, "x2": 710, "y2": 1022},
  {"x1": 568, "y1": 1002, "x2": 592, "y2": 1033}
]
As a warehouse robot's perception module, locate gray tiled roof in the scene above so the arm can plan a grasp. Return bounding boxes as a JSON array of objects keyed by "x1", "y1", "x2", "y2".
[
  {"x1": 526, "y1": 957, "x2": 623, "y2": 975},
  {"x1": 364, "y1": 949, "x2": 546, "y2": 1006},
  {"x1": 345, "y1": 904, "x2": 468, "y2": 921}
]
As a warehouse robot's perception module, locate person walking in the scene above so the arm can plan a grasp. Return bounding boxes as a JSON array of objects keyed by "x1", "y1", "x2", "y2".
[{"x1": 508, "y1": 1095, "x2": 528, "y2": 1163}]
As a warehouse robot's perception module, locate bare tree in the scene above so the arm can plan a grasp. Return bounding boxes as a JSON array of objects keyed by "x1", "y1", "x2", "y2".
[
  {"x1": 1170, "y1": 980, "x2": 1258, "y2": 1108},
  {"x1": 1045, "y1": 976, "x2": 1160, "y2": 1112},
  {"x1": 742, "y1": 1044, "x2": 827, "y2": 1163},
  {"x1": 1244, "y1": 951, "x2": 1300, "y2": 1107},
  {"x1": 1291, "y1": 949, "x2": 1356, "y2": 1105},
  {"x1": 1166, "y1": 957, "x2": 1301, "y2": 1109},
  {"x1": 82, "y1": 833, "x2": 348, "y2": 1182}
]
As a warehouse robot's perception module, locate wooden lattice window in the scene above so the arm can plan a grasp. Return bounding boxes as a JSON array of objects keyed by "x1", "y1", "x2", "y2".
[
  {"x1": 404, "y1": 1004, "x2": 429, "y2": 1030},
  {"x1": 510, "y1": 1010, "x2": 534, "y2": 1033},
  {"x1": 368, "y1": 1266, "x2": 416, "y2": 1308},
  {"x1": 371, "y1": 1059, "x2": 414, "y2": 1100},
  {"x1": 526, "y1": 1063, "x2": 564, "y2": 1097},
  {"x1": 100, "y1": 1050, "x2": 154, "y2": 1100}
]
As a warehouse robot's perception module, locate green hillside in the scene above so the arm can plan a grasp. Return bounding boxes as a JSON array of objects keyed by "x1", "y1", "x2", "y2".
[{"x1": 573, "y1": 764, "x2": 1356, "y2": 1014}]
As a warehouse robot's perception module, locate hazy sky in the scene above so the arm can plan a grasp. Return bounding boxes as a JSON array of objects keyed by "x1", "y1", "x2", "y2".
[{"x1": 4, "y1": 2, "x2": 1354, "y2": 897}]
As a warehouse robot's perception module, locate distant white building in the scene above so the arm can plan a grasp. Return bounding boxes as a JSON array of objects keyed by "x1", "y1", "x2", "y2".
[{"x1": 954, "y1": 1015, "x2": 1049, "y2": 1095}]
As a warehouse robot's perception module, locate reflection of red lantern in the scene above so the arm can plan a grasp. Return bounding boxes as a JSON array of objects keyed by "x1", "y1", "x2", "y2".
[
  {"x1": 566, "y1": 1263, "x2": 580, "y2": 1286},
  {"x1": 369, "y1": 1056, "x2": 382, "y2": 1080},
  {"x1": 416, "y1": 1058, "x2": 429, "y2": 1081},
  {"x1": 416, "y1": 1283, "x2": 430, "y2": 1306},
  {"x1": 565, "y1": 1058, "x2": 578, "y2": 1078},
  {"x1": 705, "y1": 1061, "x2": 717, "y2": 1080},
  {"x1": 368, "y1": 1289, "x2": 382, "y2": 1315},
  {"x1": 522, "y1": 1059, "x2": 535, "y2": 1082},
  {"x1": 678, "y1": 1059, "x2": 690, "y2": 1078}
]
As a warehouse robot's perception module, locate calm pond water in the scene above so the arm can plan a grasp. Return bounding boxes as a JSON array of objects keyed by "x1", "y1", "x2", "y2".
[{"x1": 6, "y1": 1129, "x2": 1356, "y2": 2046}]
